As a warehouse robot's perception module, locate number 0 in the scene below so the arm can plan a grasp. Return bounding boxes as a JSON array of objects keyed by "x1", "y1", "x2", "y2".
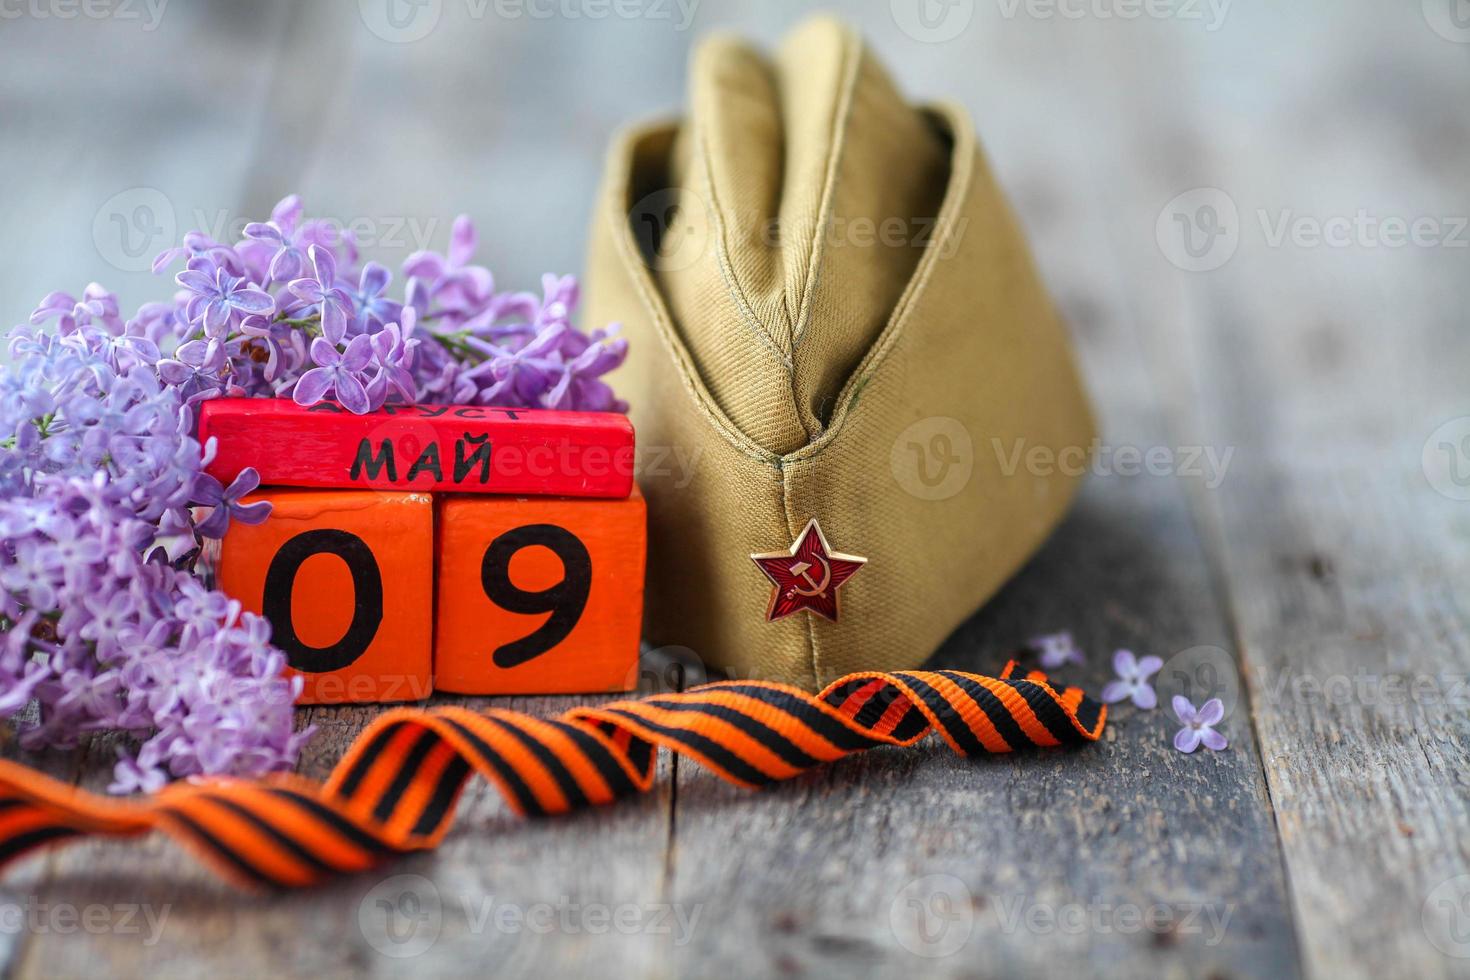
[{"x1": 262, "y1": 528, "x2": 384, "y2": 674}]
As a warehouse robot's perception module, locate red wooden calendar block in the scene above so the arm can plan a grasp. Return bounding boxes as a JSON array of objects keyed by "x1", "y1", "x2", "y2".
[
  {"x1": 433, "y1": 488, "x2": 646, "y2": 695},
  {"x1": 198, "y1": 398, "x2": 635, "y2": 498},
  {"x1": 212, "y1": 488, "x2": 434, "y2": 705}
]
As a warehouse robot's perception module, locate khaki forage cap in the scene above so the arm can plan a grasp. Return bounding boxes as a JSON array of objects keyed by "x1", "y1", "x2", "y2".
[{"x1": 584, "y1": 16, "x2": 1095, "y2": 689}]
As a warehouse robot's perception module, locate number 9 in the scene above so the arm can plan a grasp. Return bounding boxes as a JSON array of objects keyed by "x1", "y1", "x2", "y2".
[{"x1": 481, "y1": 524, "x2": 592, "y2": 669}]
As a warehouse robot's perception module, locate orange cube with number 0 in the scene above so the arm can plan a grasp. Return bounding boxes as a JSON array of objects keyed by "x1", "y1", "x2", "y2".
[{"x1": 212, "y1": 488, "x2": 434, "y2": 704}]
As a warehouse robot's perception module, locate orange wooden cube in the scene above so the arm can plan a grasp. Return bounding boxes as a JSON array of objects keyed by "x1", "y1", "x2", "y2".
[
  {"x1": 213, "y1": 488, "x2": 434, "y2": 705},
  {"x1": 433, "y1": 488, "x2": 646, "y2": 695}
]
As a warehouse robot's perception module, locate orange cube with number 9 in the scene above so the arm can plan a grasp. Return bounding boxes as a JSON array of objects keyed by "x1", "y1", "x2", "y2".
[{"x1": 433, "y1": 489, "x2": 646, "y2": 695}]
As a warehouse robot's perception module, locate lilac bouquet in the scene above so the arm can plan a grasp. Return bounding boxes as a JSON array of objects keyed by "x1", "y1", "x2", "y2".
[
  {"x1": 156, "y1": 196, "x2": 627, "y2": 415},
  {"x1": 0, "y1": 195, "x2": 628, "y2": 792}
]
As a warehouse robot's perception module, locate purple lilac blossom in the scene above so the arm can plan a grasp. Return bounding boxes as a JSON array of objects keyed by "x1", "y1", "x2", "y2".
[
  {"x1": 0, "y1": 475, "x2": 307, "y2": 792},
  {"x1": 0, "y1": 322, "x2": 302, "y2": 790},
  {"x1": 176, "y1": 268, "x2": 274, "y2": 337},
  {"x1": 348, "y1": 262, "x2": 403, "y2": 333},
  {"x1": 191, "y1": 468, "x2": 272, "y2": 539},
  {"x1": 403, "y1": 214, "x2": 494, "y2": 319},
  {"x1": 241, "y1": 194, "x2": 308, "y2": 284},
  {"x1": 143, "y1": 197, "x2": 626, "y2": 415},
  {"x1": 1029, "y1": 631, "x2": 1085, "y2": 670},
  {"x1": 1100, "y1": 649, "x2": 1164, "y2": 709},
  {"x1": 287, "y1": 245, "x2": 355, "y2": 345},
  {"x1": 293, "y1": 335, "x2": 375, "y2": 415},
  {"x1": 1172, "y1": 696, "x2": 1228, "y2": 753}
]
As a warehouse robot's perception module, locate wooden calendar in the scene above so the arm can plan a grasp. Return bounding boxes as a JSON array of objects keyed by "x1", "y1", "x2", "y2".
[{"x1": 200, "y1": 399, "x2": 646, "y2": 704}]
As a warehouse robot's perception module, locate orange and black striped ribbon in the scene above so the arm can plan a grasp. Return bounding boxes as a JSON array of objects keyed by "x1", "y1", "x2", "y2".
[{"x1": 0, "y1": 663, "x2": 1104, "y2": 890}]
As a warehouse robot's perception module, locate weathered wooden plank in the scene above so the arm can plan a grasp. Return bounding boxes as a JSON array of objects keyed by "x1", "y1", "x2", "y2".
[
  {"x1": 1136, "y1": 233, "x2": 1470, "y2": 973},
  {"x1": 1081, "y1": 5, "x2": 1470, "y2": 977}
]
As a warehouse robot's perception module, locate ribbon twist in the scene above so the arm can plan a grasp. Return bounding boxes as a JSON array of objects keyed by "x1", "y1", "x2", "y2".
[{"x1": 0, "y1": 663, "x2": 1104, "y2": 890}]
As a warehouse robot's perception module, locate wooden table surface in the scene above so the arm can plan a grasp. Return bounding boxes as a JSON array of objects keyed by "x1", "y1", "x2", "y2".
[{"x1": 2, "y1": 1, "x2": 1468, "y2": 977}]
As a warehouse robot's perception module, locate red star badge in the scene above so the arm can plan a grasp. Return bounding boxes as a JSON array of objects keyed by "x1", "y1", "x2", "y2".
[{"x1": 750, "y1": 518, "x2": 867, "y2": 623}]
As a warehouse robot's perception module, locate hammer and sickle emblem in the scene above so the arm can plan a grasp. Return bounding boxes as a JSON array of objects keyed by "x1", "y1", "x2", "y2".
[
  {"x1": 751, "y1": 517, "x2": 867, "y2": 623},
  {"x1": 787, "y1": 554, "x2": 832, "y2": 599}
]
